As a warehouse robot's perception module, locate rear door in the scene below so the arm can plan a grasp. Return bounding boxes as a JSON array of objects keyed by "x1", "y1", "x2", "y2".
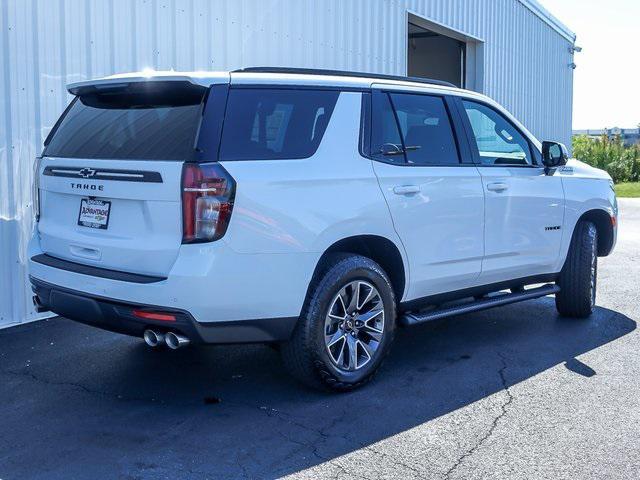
[
  {"x1": 37, "y1": 80, "x2": 213, "y2": 277},
  {"x1": 456, "y1": 98, "x2": 565, "y2": 283},
  {"x1": 368, "y1": 90, "x2": 485, "y2": 300}
]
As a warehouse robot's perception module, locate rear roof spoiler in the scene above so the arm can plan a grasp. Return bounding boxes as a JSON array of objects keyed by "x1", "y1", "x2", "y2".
[{"x1": 67, "y1": 71, "x2": 230, "y2": 95}]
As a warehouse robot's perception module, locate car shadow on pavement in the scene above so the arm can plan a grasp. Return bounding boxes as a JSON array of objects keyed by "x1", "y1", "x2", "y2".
[{"x1": 0, "y1": 298, "x2": 635, "y2": 479}]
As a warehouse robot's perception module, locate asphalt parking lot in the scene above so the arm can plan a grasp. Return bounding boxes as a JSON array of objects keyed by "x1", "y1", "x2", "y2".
[{"x1": 1, "y1": 200, "x2": 639, "y2": 480}]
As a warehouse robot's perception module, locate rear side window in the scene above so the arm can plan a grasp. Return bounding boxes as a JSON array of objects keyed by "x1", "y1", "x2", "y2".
[
  {"x1": 44, "y1": 83, "x2": 206, "y2": 160},
  {"x1": 368, "y1": 91, "x2": 460, "y2": 166},
  {"x1": 389, "y1": 93, "x2": 460, "y2": 165},
  {"x1": 370, "y1": 92, "x2": 405, "y2": 163},
  {"x1": 219, "y1": 88, "x2": 339, "y2": 160}
]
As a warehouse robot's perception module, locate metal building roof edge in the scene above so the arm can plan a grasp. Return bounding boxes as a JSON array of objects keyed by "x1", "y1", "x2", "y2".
[{"x1": 518, "y1": 0, "x2": 576, "y2": 43}]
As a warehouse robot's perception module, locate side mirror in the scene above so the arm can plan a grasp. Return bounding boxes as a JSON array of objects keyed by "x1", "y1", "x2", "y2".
[{"x1": 542, "y1": 141, "x2": 568, "y2": 169}]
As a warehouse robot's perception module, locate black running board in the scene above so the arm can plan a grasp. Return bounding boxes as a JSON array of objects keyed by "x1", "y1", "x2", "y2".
[{"x1": 400, "y1": 284, "x2": 560, "y2": 326}]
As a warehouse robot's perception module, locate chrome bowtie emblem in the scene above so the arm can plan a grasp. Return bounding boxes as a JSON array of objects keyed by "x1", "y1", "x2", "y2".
[{"x1": 78, "y1": 168, "x2": 96, "y2": 178}]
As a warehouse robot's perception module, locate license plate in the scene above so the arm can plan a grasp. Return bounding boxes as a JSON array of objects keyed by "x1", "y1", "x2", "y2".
[{"x1": 78, "y1": 199, "x2": 111, "y2": 229}]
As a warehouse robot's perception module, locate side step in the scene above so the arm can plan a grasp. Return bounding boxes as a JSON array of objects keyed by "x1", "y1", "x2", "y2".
[{"x1": 400, "y1": 284, "x2": 560, "y2": 326}]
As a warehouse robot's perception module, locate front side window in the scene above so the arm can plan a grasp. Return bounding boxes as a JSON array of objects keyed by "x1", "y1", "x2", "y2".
[
  {"x1": 219, "y1": 88, "x2": 339, "y2": 160},
  {"x1": 462, "y1": 100, "x2": 532, "y2": 166}
]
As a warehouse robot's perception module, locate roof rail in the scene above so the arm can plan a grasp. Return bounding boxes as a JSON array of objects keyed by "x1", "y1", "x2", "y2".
[{"x1": 232, "y1": 67, "x2": 457, "y2": 88}]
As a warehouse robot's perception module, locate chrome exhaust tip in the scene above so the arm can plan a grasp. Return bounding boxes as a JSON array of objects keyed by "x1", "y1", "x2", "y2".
[
  {"x1": 143, "y1": 329, "x2": 165, "y2": 348},
  {"x1": 165, "y1": 331, "x2": 190, "y2": 350},
  {"x1": 32, "y1": 295, "x2": 48, "y2": 313}
]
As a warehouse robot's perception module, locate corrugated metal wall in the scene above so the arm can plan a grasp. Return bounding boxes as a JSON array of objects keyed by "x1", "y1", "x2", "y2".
[{"x1": 0, "y1": 0, "x2": 575, "y2": 327}]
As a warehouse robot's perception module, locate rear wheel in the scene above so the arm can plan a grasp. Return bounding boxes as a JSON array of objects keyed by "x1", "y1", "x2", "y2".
[
  {"x1": 281, "y1": 254, "x2": 396, "y2": 391},
  {"x1": 555, "y1": 221, "x2": 598, "y2": 318}
]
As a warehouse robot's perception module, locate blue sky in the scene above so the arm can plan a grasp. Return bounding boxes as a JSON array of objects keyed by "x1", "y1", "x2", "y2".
[{"x1": 541, "y1": 0, "x2": 639, "y2": 129}]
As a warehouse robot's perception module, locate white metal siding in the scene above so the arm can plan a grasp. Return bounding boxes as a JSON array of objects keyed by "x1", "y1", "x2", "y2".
[{"x1": 0, "y1": 0, "x2": 574, "y2": 326}]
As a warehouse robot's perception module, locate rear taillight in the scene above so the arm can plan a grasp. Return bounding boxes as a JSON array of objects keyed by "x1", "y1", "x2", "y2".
[
  {"x1": 181, "y1": 163, "x2": 235, "y2": 243},
  {"x1": 33, "y1": 157, "x2": 42, "y2": 222}
]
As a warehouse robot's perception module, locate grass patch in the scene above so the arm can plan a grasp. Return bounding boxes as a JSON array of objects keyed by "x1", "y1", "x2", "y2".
[{"x1": 615, "y1": 182, "x2": 640, "y2": 198}]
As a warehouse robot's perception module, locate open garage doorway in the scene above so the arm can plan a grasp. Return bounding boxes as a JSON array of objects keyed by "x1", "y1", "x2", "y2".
[
  {"x1": 408, "y1": 23, "x2": 465, "y2": 87},
  {"x1": 407, "y1": 13, "x2": 484, "y2": 92}
]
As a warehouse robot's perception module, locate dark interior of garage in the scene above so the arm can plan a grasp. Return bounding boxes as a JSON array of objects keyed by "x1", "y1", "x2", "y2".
[{"x1": 408, "y1": 22, "x2": 466, "y2": 87}]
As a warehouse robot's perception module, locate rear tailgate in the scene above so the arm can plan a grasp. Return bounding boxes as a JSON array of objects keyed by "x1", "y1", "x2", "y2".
[
  {"x1": 36, "y1": 79, "x2": 213, "y2": 277},
  {"x1": 38, "y1": 158, "x2": 184, "y2": 277}
]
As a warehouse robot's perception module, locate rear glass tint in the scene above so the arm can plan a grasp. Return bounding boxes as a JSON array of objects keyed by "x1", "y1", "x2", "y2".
[
  {"x1": 389, "y1": 93, "x2": 460, "y2": 166},
  {"x1": 44, "y1": 83, "x2": 205, "y2": 160},
  {"x1": 219, "y1": 88, "x2": 339, "y2": 160}
]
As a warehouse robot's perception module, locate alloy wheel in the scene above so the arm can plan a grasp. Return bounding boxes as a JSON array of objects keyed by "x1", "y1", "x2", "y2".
[{"x1": 324, "y1": 280, "x2": 385, "y2": 372}]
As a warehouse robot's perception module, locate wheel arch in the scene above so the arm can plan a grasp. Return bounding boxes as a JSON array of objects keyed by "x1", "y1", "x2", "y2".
[
  {"x1": 577, "y1": 208, "x2": 615, "y2": 256},
  {"x1": 310, "y1": 235, "x2": 407, "y2": 303}
]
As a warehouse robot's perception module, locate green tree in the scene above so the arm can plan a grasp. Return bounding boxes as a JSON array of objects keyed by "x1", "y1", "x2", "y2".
[{"x1": 572, "y1": 132, "x2": 640, "y2": 183}]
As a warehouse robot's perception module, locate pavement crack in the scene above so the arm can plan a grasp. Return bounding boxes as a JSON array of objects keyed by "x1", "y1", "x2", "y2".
[
  {"x1": 253, "y1": 405, "x2": 373, "y2": 480},
  {"x1": 257, "y1": 404, "x2": 424, "y2": 478},
  {"x1": 443, "y1": 352, "x2": 515, "y2": 480},
  {"x1": 0, "y1": 369, "x2": 160, "y2": 404},
  {"x1": 360, "y1": 443, "x2": 423, "y2": 475}
]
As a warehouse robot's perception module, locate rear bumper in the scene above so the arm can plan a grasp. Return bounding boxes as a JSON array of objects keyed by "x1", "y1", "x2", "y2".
[
  {"x1": 28, "y1": 235, "x2": 316, "y2": 324},
  {"x1": 30, "y1": 276, "x2": 297, "y2": 344},
  {"x1": 31, "y1": 253, "x2": 166, "y2": 284}
]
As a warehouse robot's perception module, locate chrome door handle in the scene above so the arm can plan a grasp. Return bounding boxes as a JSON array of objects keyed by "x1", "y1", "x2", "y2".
[
  {"x1": 393, "y1": 185, "x2": 421, "y2": 195},
  {"x1": 486, "y1": 182, "x2": 509, "y2": 192}
]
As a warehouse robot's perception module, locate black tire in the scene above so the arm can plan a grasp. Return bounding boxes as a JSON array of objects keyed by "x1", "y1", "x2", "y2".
[
  {"x1": 555, "y1": 221, "x2": 598, "y2": 318},
  {"x1": 281, "y1": 253, "x2": 397, "y2": 391}
]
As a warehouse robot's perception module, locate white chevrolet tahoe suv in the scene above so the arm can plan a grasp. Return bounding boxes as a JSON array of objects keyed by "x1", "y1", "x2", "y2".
[{"x1": 29, "y1": 68, "x2": 618, "y2": 391}]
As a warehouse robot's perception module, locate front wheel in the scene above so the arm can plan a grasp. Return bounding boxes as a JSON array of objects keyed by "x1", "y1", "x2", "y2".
[
  {"x1": 281, "y1": 254, "x2": 397, "y2": 391},
  {"x1": 555, "y1": 221, "x2": 598, "y2": 318}
]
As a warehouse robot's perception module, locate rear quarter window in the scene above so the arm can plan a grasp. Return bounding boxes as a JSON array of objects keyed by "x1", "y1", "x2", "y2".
[{"x1": 219, "y1": 88, "x2": 339, "y2": 161}]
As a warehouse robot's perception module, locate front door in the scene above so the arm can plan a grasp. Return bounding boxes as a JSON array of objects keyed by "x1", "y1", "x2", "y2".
[
  {"x1": 369, "y1": 90, "x2": 485, "y2": 300},
  {"x1": 458, "y1": 99, "x2": 565, "y2": 284}
]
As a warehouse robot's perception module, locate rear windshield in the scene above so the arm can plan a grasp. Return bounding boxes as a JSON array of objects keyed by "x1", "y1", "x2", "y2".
[
  {"x1": 219, "y1": 88, "x2": 339, "y2": 160},
  {"x1": 44, "y1": 82, "x2": 206, "y2": 160}
]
